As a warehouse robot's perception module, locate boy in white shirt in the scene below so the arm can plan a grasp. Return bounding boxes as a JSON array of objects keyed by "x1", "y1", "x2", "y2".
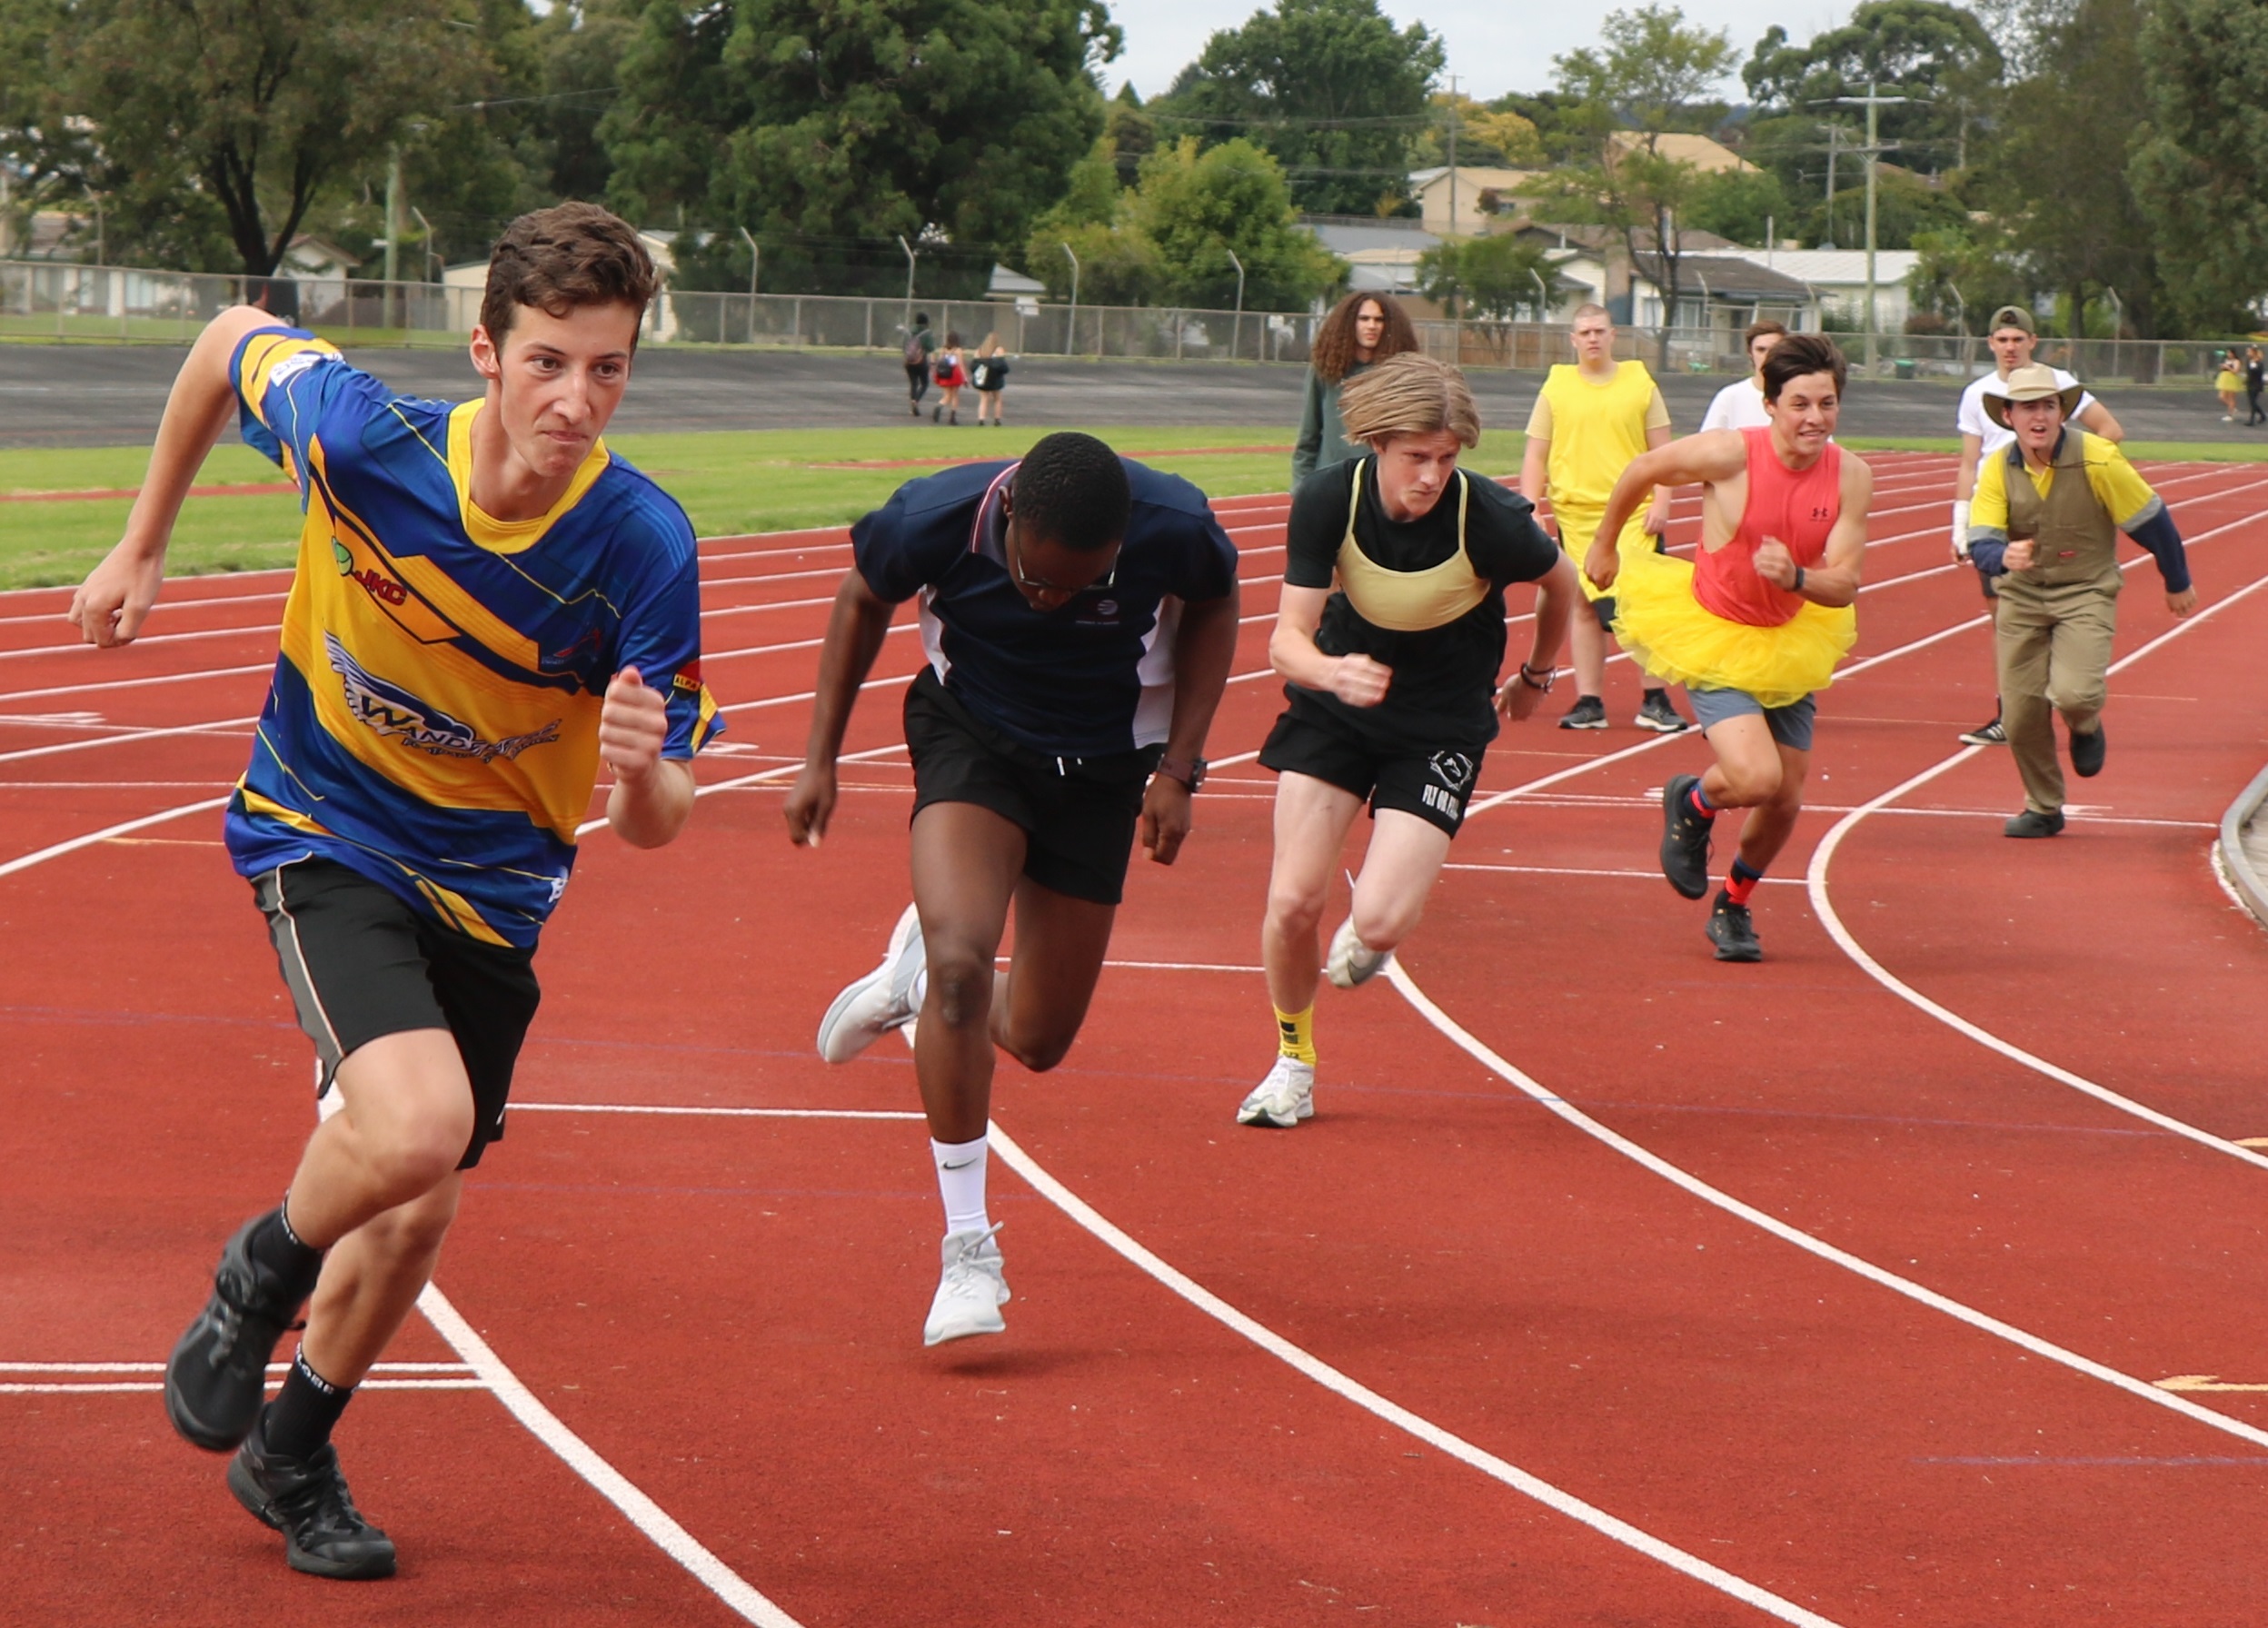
[{"x1": 1699, "y1": 320, "x2": 1787, "y2": 432}]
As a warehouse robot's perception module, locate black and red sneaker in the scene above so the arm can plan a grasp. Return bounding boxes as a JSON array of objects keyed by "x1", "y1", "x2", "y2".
[
  {"x1": 1705, "y1": 889, "x2": 1762, "y2": 963},
  {"x1": 164, "y1": 1215, "x2": 320, "y2": 1452},
  {"x1": 1660, "y1": 774, "x2": 1715, "y2": 900}
]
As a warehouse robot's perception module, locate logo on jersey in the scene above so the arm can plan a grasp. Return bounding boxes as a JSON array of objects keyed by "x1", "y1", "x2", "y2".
[
  {"x1": 266, "y1": 349, "x2": 327, "y2": 393},
  {"x1": 670, "y1": 660, "x2": 703, "y2": 695},
  {"x1": 325, "y1": 633, "x2": 560, "y2": 762},
  {"x1": 1811, "y1": 504, "x2": 1833, "y2": 521},
  {"x1": 1428, "y1": 751, "x2": 1475, "y2": 791},
  {"x1": 332, "y1": 537, "x2": 409, "y2": 606}
]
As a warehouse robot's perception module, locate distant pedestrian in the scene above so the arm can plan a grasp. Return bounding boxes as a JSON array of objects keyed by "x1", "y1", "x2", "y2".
[
  {"x1": 931, "y1": 332, "x2": 967, "y2": 424},
  {"x1": 2213, "y1": 352, "x2": 2241, "y2": 422},
  {"x1": 2246, "y1": 346, "x2": 2265, "y2": 427},
  {"x1": 1294, "y1": 292, "x2": 1418, "y2": 482},
  {"x1": 903, "y1": 313, "x2": 936, "y2": 417},
  {"x1": 970, "y1": 333, "x2": 1011, "y2": 426}
]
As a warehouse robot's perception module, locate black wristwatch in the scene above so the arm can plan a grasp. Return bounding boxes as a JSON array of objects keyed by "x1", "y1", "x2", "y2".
[
  {"x1": 1155, "y1": 754, "x2": 1207, "y2": 790},
  {"x1": 1517, "y1": 662, "x2": 1557, "y2": 692}
]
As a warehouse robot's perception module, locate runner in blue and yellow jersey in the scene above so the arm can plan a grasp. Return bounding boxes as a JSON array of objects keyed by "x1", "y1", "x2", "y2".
[{"x1": 69, "y1": 204, "x2": 718, "y2": 1582}]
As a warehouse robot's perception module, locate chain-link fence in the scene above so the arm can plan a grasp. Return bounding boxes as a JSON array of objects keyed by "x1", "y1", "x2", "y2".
[{"x1": 1, "y1": 259, "x2": 2242, "y2": 387}]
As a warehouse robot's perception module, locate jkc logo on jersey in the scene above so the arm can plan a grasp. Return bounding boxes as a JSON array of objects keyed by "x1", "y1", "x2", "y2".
[{"x1": 332, "y1": 537, "x2": 409, "y2": 606}]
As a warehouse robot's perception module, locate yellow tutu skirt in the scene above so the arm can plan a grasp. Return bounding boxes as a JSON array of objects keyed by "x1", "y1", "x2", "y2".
[{"x1": 1608, "y1": 547, "x2": 1856, "y2": 710}]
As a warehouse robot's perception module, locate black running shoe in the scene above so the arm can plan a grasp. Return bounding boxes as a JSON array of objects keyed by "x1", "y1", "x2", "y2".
[
  {"x1": 229, "y1": 1426, "x2": 397, "y2": 1580},
  {"x1": 1634, "y1": 690, "x2": 1691, "y2": 733},
  {"x1": 1557, "y1": 695, "x2": 1607, "y2": 730},
  {"x1": 2069, "y1": 722, "x2": 2105, "y2": 778},
  {"x1": 1705, "y1": 890, "x2": 1761, "y2": 962},
  {"x1": 2004, "y1": 808, "x2": 2065, "y2": 838},
  {"x1": 1660, "y1": 774, "x2": 1715, "y2": 899},
  {"x1": 1958, "y1": 718, "x2": 2006, "y2": 746},
  {"x1": 165, "y1": 1216, "x2": 320, "y2": 1453}
]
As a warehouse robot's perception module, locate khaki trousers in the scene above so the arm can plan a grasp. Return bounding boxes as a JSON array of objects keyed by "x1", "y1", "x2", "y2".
[{"x1": 1994, "y1": 578, "x2": 2119, "y2": 813}]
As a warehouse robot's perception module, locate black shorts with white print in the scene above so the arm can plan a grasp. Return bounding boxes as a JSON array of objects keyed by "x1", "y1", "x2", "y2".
[{"x1": 1258, "y1": 702, "x2": 1487, "y2": 837}]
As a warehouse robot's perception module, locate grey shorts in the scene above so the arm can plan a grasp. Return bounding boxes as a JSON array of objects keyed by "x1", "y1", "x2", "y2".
[{"x1": 1688, "y1": 686, "x2": 1816, "y2": 751}]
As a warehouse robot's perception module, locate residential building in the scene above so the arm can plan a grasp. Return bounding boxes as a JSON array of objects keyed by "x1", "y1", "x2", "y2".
[
  {"x1": 1407, "y1": 167, "x2": 1540, "y2": 235},
  {"x1": 1718, "y1": 248, "x2": 1921, "y2": 333}
]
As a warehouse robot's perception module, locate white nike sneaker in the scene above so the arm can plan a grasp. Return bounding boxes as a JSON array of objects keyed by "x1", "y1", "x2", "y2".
[
  {"x1": 1324, "y1": 916, "x2": 1388, "y2": 988},
  {"x1": 1237, "y1": 1057, "x2": 1316, "y2": 1127},
  {"x1": 923, "y1": 1225, "x2": 1010, "y2": 1346},
  {"x1": 817, "y1": 904, "x2": 924, "y2": 1064}
]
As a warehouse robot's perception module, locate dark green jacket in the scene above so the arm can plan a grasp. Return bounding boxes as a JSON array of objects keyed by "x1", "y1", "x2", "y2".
[{"x1": 1293, "y1": 359, "x2": 1373, "y2": 482}]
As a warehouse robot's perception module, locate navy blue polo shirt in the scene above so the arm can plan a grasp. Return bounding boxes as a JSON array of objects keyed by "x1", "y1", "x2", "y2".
[{"x1": 853, "y1": 460, "x2": 1239, "y2": 757}]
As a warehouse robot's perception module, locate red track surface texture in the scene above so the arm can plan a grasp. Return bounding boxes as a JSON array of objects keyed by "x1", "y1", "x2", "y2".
[{"x1": 5, "y1": 454, "x2": 2268, "y2": 1626}]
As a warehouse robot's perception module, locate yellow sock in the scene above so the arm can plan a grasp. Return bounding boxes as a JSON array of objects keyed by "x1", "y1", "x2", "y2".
[{"x1": 1274, "y1": 1005, "x2": 1317, "y2": 1066}]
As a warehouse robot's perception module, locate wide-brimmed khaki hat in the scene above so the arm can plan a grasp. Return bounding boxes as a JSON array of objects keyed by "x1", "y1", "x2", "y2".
[{"x1": 1984, "y1": 363, "x2": 2084, "y2": 428}]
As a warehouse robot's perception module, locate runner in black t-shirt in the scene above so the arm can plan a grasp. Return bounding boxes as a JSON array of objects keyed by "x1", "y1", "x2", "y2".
[{"x1": 1242, "y1": 353, "x2": 1577, "y2": 1128}]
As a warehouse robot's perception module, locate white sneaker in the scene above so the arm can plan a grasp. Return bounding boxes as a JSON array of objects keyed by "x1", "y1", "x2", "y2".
[
  {"x1": 1237, "y1": 1057, "x2": 1315, "y2": 1127},
  {"x1": 1324, "y1": 916, "x2": 1388, "y2": 988},
  {"x1": 923, "y1": 1225, "x2": 1010, "y2": 1346},
  {"x1": 817, "y1": 904, "x2": 924, "y2": 1063}
]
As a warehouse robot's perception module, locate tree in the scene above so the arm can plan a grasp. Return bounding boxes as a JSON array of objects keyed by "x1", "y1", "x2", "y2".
[
  {"x1": 1545, "y1": 6, "x2": 1738, "y2": 358},
  {"x1": 1677, "y1": 166, "x2": 1789, "y2": 246},
  {"x1": 1024, "y1": 138, "x2": 1159, "y2": 303},
  {"x1": 1149, "y1": 0, "x2": 1442, "y2": 216},
  {"x1": 1417, "y1": 233, "x2": 1574, "y2": 320},
  {"x1": 52, "y1": 0, "x2": 478, "y2": 278},
  {"x1": 1992, "y1": 0, "x2": 2164, "y2": 337},
  {"x1": 2132, "y1": 0, "x2": 2268, "y2": 331},
  {"x1": 1129, "y1": 136, "x2": 1341, "y2": 309},
  {"x1": 1409, "y1": 93, "x2": 1543, "y2": 170},
  {"x1": 602, "y1": 0, "x2": 1118, "y2": 297},
  {"x1": 1743, "y1": 1, "x2": 2003, "y2": 170},
  {"x1": 1906, "y1": 223, "x2": 2033, "y2": 332}
]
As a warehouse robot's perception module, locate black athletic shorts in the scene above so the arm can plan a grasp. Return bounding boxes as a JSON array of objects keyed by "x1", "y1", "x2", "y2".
[
  {"x1": 903, "y1": 668, "x2": 1160, "y2": 907},
  {"x1": 1258, "y1": 701, "x2": 1486, "y2": 837},
  {"x1": 253, "y1": 858, "x2": 542, "y2": 1169}
]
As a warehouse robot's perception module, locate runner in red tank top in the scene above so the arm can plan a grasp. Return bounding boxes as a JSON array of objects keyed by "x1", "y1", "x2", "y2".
[{"x1": 1580, "y1": 334, "x2": 1874, "y2": 962}]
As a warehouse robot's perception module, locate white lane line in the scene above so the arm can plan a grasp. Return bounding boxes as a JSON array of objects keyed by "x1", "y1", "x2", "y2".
[
  {"x1": 0, "y1": 1360, "x2": 472, "y2": 1373},
  {"x1": 2, "y1": 1378, "x2": 488, "y2": 1394},
  {"x1": 0, "y1": 796, "x2": 228, "y2": 879},
  {"x1": 1380, "y1": 959, "x2": 2268, "y2": 1455},
  {"x1": 1806, "y1": 544, "x2": 2268, "y2": 1175},
  {"x1": 415, "y1": 1284, "x2": 804, "y2": 1628},
  {"x1": 514, "y1": 1102, "x2": 924, "y2": 1122},
  {"x1": 1444, "y1": 861, "x2": 1805, "y2": 886},
  {"x1": 982, "y1": 1122, "x2": 1846, "y2": 1628},
  {"x1": 0, "y1": 716, "x2": 255, "y2": 767}
]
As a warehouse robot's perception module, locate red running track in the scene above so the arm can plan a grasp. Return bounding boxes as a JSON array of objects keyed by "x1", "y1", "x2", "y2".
[{"x1": 5, "y1": 454, "x2": 2268, "y2": 1624}]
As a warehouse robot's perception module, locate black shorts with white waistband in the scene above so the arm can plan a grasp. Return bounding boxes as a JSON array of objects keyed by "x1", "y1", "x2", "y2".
[
  {"x1": 1258, "y1": 692, "x2": 1487, "y2": 837},
  {"x1": 903, "y1": 668, "x2": 1160, "y2": 907},
  {"x1": 253, "y1": 858, "x2": 542, "y2": 1169}
]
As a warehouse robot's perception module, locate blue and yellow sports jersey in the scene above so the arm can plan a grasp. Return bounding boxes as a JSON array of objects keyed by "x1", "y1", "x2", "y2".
[{"x1": 224, "y1": 326, "x2": 721, "y2": 948}]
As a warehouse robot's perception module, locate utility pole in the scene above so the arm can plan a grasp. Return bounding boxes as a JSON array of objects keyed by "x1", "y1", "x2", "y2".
[
  {"x1": 1061, "y1": 242, "x2": 1080, "y2": 356},
  {"x1": 383, "y1": 148, "x2": 403, "y2": 330},
  {"x1": 1833, "y1": 84, "x2": 1909, "y2": 373},
  {"x1": 1815, "y1": 124, "x2": 1843, "y2": 250},
  {"x1": 1227, "y1": 248, "x2": 1246, "y2": 361},
  {"x1": 897, "y1": 233, "x2": 916, "y2": 339},
  {"x1": 1446, "y1": 74, "x2": 1459, "y2": 236}
]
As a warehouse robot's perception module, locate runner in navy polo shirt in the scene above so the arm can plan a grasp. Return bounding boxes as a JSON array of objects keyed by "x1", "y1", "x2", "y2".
[{"x1": 786, "y1": 432, "x2": 1240, "y2": 1346}]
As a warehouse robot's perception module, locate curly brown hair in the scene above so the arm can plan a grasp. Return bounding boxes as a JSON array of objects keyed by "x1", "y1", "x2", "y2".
[
  {"x1": 1309, "y1": 292, "x2": 1418, "y2": 385},
  {"x1": 480, "y1": 202, "x2": 658, "y2": 349}
]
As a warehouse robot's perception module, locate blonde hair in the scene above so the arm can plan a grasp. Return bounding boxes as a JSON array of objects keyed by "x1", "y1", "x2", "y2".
[{"x1": 1337, "y1": 352, "x2": 1481, "y2": 449}]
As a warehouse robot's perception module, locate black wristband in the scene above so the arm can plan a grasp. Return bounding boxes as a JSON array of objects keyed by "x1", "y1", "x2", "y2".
[
  {"x1": 1792, "y1": 566, "x2": 1806, "y2": 593},
  {"x1": 1517, "y1": 661, "x2": 1556, "y2": 692}
]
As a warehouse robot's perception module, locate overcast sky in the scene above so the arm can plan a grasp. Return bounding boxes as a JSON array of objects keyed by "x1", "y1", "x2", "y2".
[{"x1": 1105, "y1": 0, "x2": 1858, "y2": 104}]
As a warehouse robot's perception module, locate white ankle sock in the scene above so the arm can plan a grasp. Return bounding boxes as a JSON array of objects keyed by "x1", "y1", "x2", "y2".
[
  {"x1": 909, "y1": 964, "x2": 929, "y2": 1012},
  {"x1": 931, "y1": 1135, "x2": 990, "y2": 1235}
]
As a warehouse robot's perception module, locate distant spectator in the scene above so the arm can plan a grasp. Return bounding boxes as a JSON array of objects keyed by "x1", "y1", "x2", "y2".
[
  {"x1": 2213, "y1": 351, "x2": 2241, "y2": 422},
  {"x1": 930, "y1": 332, "x2": 967, "y2": 424},
  {"x1": 970, "y1": 333, "x2": 1012, "y2": 426},
  {"x1": 1294, "y1": 292, "x2": 1418, "y2": 482},
  {"x1": 2246, "y1": 345, "x2": 2265, "y2": 427},
  {"x1": 1700, "y1": 319, "x2": 1787, "y2": 432},
  {"x1": 903, "y1": 313, "x2": 935, "y2": 417}
]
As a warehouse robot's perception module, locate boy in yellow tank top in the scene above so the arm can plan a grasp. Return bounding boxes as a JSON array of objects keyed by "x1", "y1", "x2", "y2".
[{"x1": 1517, "y1": 304, "x2": 1689, "y2": 733}]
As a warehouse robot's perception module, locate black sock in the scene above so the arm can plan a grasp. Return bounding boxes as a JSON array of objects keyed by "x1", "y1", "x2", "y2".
[
  {"x1": 244, "y1": 1200, "x2": 323, "y2": 1297},
  {"x1": 262, "y1": 1346, "x2": 353, "y2": 1461}
]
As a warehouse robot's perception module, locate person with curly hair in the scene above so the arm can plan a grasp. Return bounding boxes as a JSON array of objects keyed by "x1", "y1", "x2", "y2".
[{"x1": 1294, "y1": 292, "x2": 1419, "y2": 482}]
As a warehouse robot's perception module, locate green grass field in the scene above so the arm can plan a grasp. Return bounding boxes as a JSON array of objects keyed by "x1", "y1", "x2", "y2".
[
  {"x1": 0, "y1": 424, "x2": 1532, "y2": 591},
  {"x1": 2, "y1": 424, "x2": 2256, "y2": 591}
]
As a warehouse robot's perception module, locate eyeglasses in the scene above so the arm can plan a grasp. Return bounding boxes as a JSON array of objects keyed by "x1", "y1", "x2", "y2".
[{"x1": 1008, "y1": 527, "x2": 1116, "y2": 596}]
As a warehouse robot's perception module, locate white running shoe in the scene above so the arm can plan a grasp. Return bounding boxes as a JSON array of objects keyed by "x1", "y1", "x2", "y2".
[
  {"x1": 816, "y1": 904, "x2": 925, "y2": 1064},
  {"x1": 923, "y1": 1225, "x2": 1010, "y2": 1346},
  {"x1": 1324, "y1": 916, "x2": 1388, "y2": 989},
  {"x1": 1237, "y1": 1057, "x2": 1316, "y2": 1127}
]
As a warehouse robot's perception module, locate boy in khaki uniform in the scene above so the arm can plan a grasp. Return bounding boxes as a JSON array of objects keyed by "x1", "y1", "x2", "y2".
[{"x1": 1964, "y1": 365, "x2": 2196, "y2": 836}]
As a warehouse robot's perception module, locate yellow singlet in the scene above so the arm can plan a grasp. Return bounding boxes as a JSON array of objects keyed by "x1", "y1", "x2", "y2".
[{"x1": 1537, "y1": 359, "x2": 1661, "y2": 601}]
